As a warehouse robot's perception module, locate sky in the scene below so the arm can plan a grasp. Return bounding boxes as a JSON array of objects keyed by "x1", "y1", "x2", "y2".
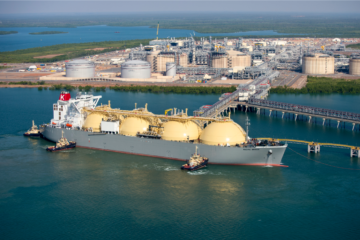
[{"x1": 0, "y1": 1, "x2": 360, "y2": 14}]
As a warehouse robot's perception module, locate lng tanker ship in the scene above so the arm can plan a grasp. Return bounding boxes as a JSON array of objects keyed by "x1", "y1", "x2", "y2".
[{"x1": 41, "y1": 92, "x2": 287, "y2": 166}]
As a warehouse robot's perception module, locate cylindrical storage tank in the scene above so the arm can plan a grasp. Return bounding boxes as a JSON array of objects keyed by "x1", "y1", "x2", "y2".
[
  {"x1": 211, "y1": 56, "x2": 228, "y2": 68},
  {"x1": 302, "y1": 54, "x2": 334, "y2": 74},
  {"x1": 83, "y1": 112, "x2": 107, "y2": 132},
  {"x1": 66, "y1": 59, "x2": 95, "y2": 78},
  {"x1": 161, "y1": 121, "x2": 200, "y2": 141},
  {"x1": 349, "y1": 57, "x2": 360, "y2": 75},
  {"x1": 121, "y1": 60, "x2": 151, "y2": 79},
  {"x1": 119, "y1": 117, "x2": 150, "y2": 136},
  {"x1": 200, "y1": 121, "x2": 246, "y2": 146},
  {"x1": 166, "y1": 62, "x2": 176, "y2": 76}
]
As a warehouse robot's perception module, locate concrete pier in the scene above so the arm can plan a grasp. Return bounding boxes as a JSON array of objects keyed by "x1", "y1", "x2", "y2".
[{"x1": 308, "y1": 143, "x2": 320, "y2": 153}]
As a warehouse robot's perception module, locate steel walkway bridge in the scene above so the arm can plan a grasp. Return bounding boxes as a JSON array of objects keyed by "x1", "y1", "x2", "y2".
[
  {"x1": 246, "y1": 98, "x2": 360, "y2": 127},
  {"x1": 257, "y1": 138, "x2": 360, "y2": 157}
]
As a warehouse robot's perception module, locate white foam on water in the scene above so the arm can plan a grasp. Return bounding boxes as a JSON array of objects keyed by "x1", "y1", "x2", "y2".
[
  {"x1": 163, "y1": 166, "x2": 179, "y2": 171},
  {"x1": 187, "y1": 169, "x2": 209, "y2": 175},
  {"x1": 263, "y1": 165, "x2": 273, "y2": 168}
]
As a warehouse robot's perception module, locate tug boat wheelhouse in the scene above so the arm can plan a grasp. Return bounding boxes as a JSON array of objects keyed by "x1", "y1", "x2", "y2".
[
  {"x1": 181, "y1": 146, "x2": 209, "y2": 171},
  {"x1": 24, "y1": 120, "x2": 41, "y2": 137},
  {"x1": 46, "y1": 130, "x2": 76, "y2": 152}
]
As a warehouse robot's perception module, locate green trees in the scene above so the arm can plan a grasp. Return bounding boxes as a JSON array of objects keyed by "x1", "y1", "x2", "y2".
[
  {"x1": 270, "y1": 76, "x2": 360, "y2": 94},
  {"x1": 109, "y1": 85, "x2": 236, "y2": 94}
]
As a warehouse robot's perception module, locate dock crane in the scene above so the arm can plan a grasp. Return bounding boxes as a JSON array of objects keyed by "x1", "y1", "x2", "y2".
[{"x1": 156, "y1": 22, "x2": 159, "y2": 40}]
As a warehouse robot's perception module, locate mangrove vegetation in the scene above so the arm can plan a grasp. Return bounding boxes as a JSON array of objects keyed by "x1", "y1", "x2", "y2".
[{"x1": 271, "y1": 76, "x2": 360, "y2": 94}]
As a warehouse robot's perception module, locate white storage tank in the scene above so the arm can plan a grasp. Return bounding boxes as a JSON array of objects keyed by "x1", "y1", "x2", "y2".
[
  {"x1": 349, "y1": 57, "x2": 360, "y2": 75},
  {"x1": 66, "y1": 59, "x2": 95, "y2": 78},
  {"x1": 121, "y1": 60, "x2": 151, "y2": 79},
  {"x1": 166, "y1": 62, "x2": 176, "y2": 76},
  {"x1": 302, "y1": 53, "x2": 334, "y2": 74}
]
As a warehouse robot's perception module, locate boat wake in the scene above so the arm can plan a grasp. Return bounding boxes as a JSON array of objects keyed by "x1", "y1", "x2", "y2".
[{"x1": 187, "y1": 169, "x2": 209, "y2": 175}]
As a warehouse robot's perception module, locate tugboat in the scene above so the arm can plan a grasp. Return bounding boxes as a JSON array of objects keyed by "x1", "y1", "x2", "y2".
[
  {"x1": 24, "y1": 120, "x2": 41, "y2": 137},
  {"x1": 46, "y1": 131, "x2": 76, "y2": 152},
  {"x1": 181, "y1": 146, "x2": 209, "y2": 171}
]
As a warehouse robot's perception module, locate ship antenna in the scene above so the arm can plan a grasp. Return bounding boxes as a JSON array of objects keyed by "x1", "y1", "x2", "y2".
[
  {"x1": 195, "y1": 146, "x2": 198, "y2": 155},
  {"x1": 246, "y1": 117, "x2": 250, "y2": 141}
]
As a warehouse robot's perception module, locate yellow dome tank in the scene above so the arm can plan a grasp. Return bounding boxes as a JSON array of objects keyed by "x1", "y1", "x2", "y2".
[
  {"x1": 200, "y1": 121, "x2": 246, "y2": 146},
  {"x1": 83, "y1": 112, "x2": 107, "y2": 132},
  {"x1": 161, "y1": 121, "x2": 201, "y2": 141},
  {"x1": 119, "y1": 117, "x2": 150, "y2": 136}
]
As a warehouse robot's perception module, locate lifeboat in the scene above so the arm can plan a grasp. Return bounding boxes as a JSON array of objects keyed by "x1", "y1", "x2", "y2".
[{"x1": 66, "y1": 123, "x2": 72, "y2": 127}]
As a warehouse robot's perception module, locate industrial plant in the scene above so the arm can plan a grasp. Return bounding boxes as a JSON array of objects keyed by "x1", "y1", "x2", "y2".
[{"x1": 38, "y1": 29, "x2": 360, "y2": 85}]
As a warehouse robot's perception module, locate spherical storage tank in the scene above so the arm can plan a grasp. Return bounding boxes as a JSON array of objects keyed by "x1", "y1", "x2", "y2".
[
  {"x1": 161, "y1": 121, "x2": 200, "y2": 141},
  {"x1": 121, "y1": 60, "x2": 151, "y2": 79},
  {"x1": 66, "y1": 59, "x2": 95, "y2": 78},
  {"x1": 349, "y1": 57, "x2": 360, "y2": 75},
  {"x1": 302, "y1": 53, "x2": 334, "y2": 74},
  {"x1": 166, "y1": 62, "x2": 176, "y2": 76},
  {"x1": 83, "y1": 112, "x2": 107, "y2": 132},
  {"x1": 119, "y1": 117, "x2": 150, "y2": 136},
  {"x1": 200, "y1": 121, "x2": 246, "y2": 146}
]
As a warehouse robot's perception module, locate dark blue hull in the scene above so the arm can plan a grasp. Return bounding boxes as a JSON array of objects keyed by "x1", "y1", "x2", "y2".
[{"x1": 24, "y1": 133, "x2": 41, "y2": 137}]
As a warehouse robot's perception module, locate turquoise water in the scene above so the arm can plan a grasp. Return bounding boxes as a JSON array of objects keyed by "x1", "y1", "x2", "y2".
[
  {"x1": 0, "y1": 25, "x2": 292, "y2": 52},
  {"x1": 1, "y1": 89, "x2": 360, "y2": 239}
]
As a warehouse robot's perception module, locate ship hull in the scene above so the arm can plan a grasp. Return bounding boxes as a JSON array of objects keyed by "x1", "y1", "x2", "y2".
[{"x1": 42, "y1": 126, "x2": 287, "y2": 166}]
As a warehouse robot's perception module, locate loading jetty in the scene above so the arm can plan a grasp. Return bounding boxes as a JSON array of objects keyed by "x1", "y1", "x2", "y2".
[{"x1": 194, "y1": 75, "x2": 360, "y2": 131}]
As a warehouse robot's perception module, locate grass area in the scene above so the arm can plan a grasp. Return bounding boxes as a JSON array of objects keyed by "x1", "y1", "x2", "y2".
[
  {"x1": 0, "y1": 39, "x2": 150, "y2": 63},
  {"x1": 271, "y1": 76, "x2": 360, "y2": 94},
  {"x1": 0, "y1": 66, "x2": 12, "y2": 69},
  {"x1": 29, "y1": 31, "x2": 68, "y2": 35},
  {"x1": 347, "y1": 43, "x2": 360, "y2": 50},
  {"x1": 0, "y1": 31, "x2": 17, "y2": 35},
  {"x1": 2, "y1": 13, "x2": 360, "y2": 37}
]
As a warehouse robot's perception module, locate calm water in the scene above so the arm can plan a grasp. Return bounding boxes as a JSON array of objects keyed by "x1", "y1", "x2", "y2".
[
  {"x1": 0, "y1": 25, "x2": 292, "y2": 52},
  {"x1": 1, "y1": 89, "x2": 360, "y2": 239}
]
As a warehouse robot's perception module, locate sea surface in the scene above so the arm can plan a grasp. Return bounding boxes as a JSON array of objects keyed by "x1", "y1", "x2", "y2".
[
  {"x1": 0, "y1": 25, "x2": 293, "y2": 52},
  {"x1": 1, "y1": 89, "x2": 360, "y2": 239}
]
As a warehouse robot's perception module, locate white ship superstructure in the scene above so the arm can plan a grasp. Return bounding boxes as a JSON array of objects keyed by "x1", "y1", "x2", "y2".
[{"x1": 51, "y1": 92, "x2": 101, "y2": 129}]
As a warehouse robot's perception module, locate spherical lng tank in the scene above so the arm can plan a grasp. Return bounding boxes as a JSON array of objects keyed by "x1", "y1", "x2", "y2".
[
  {"x1": 165, "y1": 62, "x2": 176, "y2": 76},
  {"x1": 66, "y1": 59, "x2": 95, "y2": 78},
  {"x1": 302, "y1": 53, "x2": 334, "y2": 74},
  {"x1": 83, "y1": 112, "x2": 107, "y2": 132},
  {"x1": 200, "y1": 121, "x2": 246, "y2": 146},
  {"x1": 121, "y1": 60, "x2": 151, "y2": 79},
  {"x1": 349, "y1": 57, "x2": 360, "y2": 75},
  {"x1": 161, "y1": 121, "x2": 200, "y2": 141},
  {"x1": 119, "y1": 117, "x2": 150, "y2": 136}
]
